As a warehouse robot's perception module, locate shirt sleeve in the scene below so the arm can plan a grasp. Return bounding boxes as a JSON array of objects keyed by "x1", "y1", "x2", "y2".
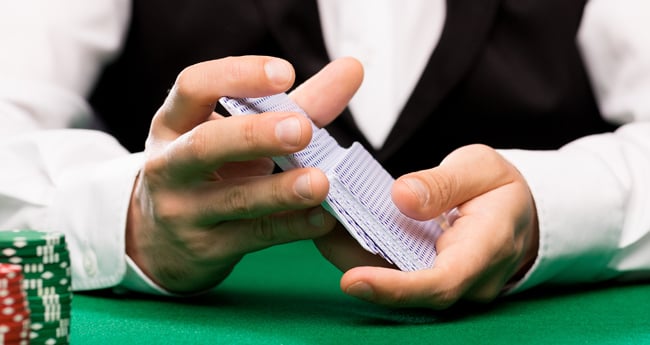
[
  {"x1": 0, "y1": 0, "x2": 170, "y2": 293},
  {"x1": 0, "y1": 131, "x2": 142, "y2": 290},
  {"x1": 0, "y1": 0, "x2": 131, "y2": 134},
  {"x1": 504, "y1": 0, "x2": 650, "y2": 293}
]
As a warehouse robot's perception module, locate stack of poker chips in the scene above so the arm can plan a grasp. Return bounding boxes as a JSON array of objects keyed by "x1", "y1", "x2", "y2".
[
  {"x1": 1, "y1": 230, "x2": 72, "y2": 345},
  {"x1": 0, "y1": 263, "x2": 30, "y2": 345}
]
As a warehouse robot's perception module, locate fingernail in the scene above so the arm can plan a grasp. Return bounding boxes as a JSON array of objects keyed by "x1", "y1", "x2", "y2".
[
  {"x1": 402, "y1": 178, "x2": 430, "y2": 205},
  {"x1": 308, "y1": 207, "x2": 325, "y2": 227},
  {"x1": 265, "y1": 59, "x2": 293, "y2": 86},
  {"x1": 294, "y1": 173, "x2": 313, "y2": 200},
  {"x1": 275, "y1": 117, "x2": 302, "y2": 146},
  {"x1": 346, "y1": 282, "x2": 374, "y2": 301}
]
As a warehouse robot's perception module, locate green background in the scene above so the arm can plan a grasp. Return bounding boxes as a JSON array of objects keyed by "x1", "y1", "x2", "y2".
[{"x1": 70, "y1": 240, "x2": 650, "y2": 344}]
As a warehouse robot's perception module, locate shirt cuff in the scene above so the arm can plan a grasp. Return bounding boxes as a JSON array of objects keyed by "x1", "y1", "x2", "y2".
[
  {"x1": 497, "y1": 145, "x2": 624, "y2": 293},
  {"x1": 116, "y1": 255, "x2": 175, "y2": 296},
  {"x1": 48, "y1": 135, "x2": 145, "y2": 291},
  {"x1": 117, "y1": 256, "x2": 216, "y2": 298}
]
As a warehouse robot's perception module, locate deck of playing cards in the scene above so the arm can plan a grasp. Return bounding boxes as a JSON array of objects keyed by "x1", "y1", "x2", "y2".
[{"x1": 219, "y1": 93, "x2": 451, "y2": 271}]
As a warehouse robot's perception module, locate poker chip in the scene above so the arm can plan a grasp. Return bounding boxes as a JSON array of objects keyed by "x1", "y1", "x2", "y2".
[
  {"x1": 1, "y1": 229, "x2": 72, "y2": 345},
  {"x1": 0, "y1": 263, "x2": 30, "y2": 344},
  {"x1": 0, "y1": 230, "x2": 65, "y2": 247},
  {"x1": 1, "y1": 244, "x2": 67, "y2": 259},
  {"x1": 4, "y1": 252, "x2": 70, "y2": 265}
]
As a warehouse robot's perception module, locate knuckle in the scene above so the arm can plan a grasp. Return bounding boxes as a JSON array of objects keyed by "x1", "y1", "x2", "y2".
[
  {"x1": 492, "y1": 225, "x2": 520, "y2": 265},
  {"x1": 252, "y1": 216, "x2": 280, "y2": 242},
  {"x1": 183, "y1": 233, "x2": 215, "y2": 261},
  {"x1": 223, "y1": 186, "x2": 255, "y2": 218},
  {"x1": 174, "y1": 66, "x2": 198, "y2": 99},
  {"x1": 272, "y1": 175, "x2": 294, "y2": 205},
  {"x1": 149, "y1": 112, "x2": 165, "y2": 132},
  {"x1": 240, "y1": 118, "x2": 259, "y2": 150},
  {"x1": 468, "y1": 143, "x2": 493, "y2": 155},
  {"x1": 151, "y1": 195, "x2": 187, "y2": 226},
  {"x1": 223, "y1": 57, "x2": 246, "y2": 83},
  {"x1": 464, "y1": 143, "x2": 494, "y2": 159},
  {"x1": 185, "y1": 128, "x2": 211, "y2": 162},
  {"x1": 468, "y1": 144, "x2": 513, "y2": 178},
  {"x1": 140, "y1": 159, "x2": 163, "y2": 185},
  {"x1": 424, "y1": 171, "x2": 456, "y2": 211}
]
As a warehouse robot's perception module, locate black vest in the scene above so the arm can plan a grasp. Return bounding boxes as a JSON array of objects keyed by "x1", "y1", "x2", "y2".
[{"x1": 89, "y1": 0, "x2": 617, "y2": 177}]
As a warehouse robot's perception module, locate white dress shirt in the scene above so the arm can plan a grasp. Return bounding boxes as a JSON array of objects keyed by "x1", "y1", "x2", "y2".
[
  {"x1": 0, "y1": 0, "x2": 649, "y2": 295},
  {"x1": 318, "y1": 0, "x2": 445, "y2": 149}
]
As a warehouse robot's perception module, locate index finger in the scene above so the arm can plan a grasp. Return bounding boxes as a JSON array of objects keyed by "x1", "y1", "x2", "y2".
[
  {"x1": 153, "y1": 56, "x2": 296, "y2": 137},
  {"x1": 289, "y1": 57, "x2": 364, "y2": 128}
]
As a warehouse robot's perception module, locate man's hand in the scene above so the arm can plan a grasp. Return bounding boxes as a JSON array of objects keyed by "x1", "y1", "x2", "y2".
[
  {"x1": 315, "y1": 144, "x2": 539, "y2": 309},
  {"x1": 126, "y1": 56, "x2": 364, "y2": 293}
]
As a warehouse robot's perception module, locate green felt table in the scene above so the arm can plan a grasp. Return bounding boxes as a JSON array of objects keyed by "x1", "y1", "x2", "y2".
[{"x1": 69, "y1": 240, "x2": 650, "y2": 344}]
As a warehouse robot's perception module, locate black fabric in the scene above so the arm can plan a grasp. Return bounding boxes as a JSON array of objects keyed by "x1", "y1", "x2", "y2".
[
  {"x1": 89, "y1": 0, "x2": 618, "y2": 178},
  {"x1": 89, "y1": 0, "x2": 326, "y2": 152}
]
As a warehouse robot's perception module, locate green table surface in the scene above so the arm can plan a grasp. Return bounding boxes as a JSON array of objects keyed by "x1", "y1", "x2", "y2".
[{"x1": 70, "y1": 240, "x2": 650, "y2": 344}]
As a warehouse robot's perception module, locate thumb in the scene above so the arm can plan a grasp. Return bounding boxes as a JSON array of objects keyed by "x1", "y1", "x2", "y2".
[{"x1": 392, "y1": 144, "x2": 515, "y2": 220}]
